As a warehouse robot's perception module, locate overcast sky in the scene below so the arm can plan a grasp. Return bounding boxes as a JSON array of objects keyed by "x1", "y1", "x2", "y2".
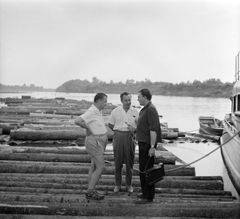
[{"x1": 0, "y1": 0, "x2": 239, "y2": 89}]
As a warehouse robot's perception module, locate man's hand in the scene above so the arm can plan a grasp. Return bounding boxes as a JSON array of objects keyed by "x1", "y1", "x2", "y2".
[
  {"x1": 86, "y1": 128, "x2": 93, "y2": 136},
  {"x1": 126, "y1": 123, "x2": 136, "y2": 132},
  {"x1": 148, "y1": 147, "x2": 155, "y2": 157}
]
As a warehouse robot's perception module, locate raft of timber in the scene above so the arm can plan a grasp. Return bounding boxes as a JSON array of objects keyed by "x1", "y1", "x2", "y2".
[
  {"x1": 0, "y1": 96, "x2": 239, "y2": 218},
  {"x1": 0, "y1": 142, "x2": 239, "y2": 218},
  {"x1": 0, "y1": 96, "x2": 186, "y2": 142}
]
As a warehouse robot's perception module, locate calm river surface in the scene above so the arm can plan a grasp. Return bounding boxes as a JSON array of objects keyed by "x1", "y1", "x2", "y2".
[{"x1": 0, "y1": 92, "x2": 238, "y2": 198}]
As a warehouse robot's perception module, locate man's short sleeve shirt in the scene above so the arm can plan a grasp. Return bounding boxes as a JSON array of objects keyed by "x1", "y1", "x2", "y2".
[
  {"x1": 80, "y1": 104, "x2": 107, "y2": 135},
  {"x1": 108, "y1": 106, "x2": 139, "y2": 131}
]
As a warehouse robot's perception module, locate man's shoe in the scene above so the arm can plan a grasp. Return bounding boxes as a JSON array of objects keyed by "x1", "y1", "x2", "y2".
[
  {"x1": 137, "y1": 194, "x2": 147, "y2": 199},
  {"x1": 127, "y1": 185, "x2": 134, "y2": 193},
  {"x1": 114, "y1": 186, "x2": 121, "y2": 193},
  {"x1": 134, "y1": 199, "x2": 153, "y2": 204}
]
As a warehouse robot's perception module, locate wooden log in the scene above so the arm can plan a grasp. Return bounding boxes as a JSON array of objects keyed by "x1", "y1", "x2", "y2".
[
  {"x1": 0, "y1": 184, "x2": 231, "y2": 196},
  {"x1": 0, "y1": 173, "x2": 223, "y2": 182},
  {"x1": 185, "y1": 132, "x2": 220, "y2": 141},
  {"x1": 0, "y1": 153, "x2": 114, "y2": 163},
  {"x1": 0, "y1": 161, "x2": 196, "y2": 176},
  {"x1": 10, "y1": 129, "x2": 114, "y2": 140},
  {"x1": 0, "y1": 191, "x2": 235, "y2": 205},
  {"x1": 0, "y1": 173, "x2": 223, "y2": 190},
  {"x1": 9, "y1": 140, "x2": 85, "y2": 147},
  {"x1": 162, "y1": 132, "x2": 178, "y2": 139},
  {"x1": 0, "y1": 178, "x2": 223, "y2": 190},
  {"x1": 0, "y1": 146, "x2": 175, "y2": 164},
  {"x1": 0, "y1": 146, "x2": 88, "y2": 155},
  {"x1": 1, "y1": 106, "x2": 70, "y2": 110},
  {"x1": 29, "y1": 113, "x2": 76, "y2": 119},
  {"x1": 0, "y1": 200, "x2": 239, "y2": 218}
]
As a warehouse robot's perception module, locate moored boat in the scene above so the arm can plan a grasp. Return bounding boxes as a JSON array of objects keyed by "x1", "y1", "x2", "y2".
[
  {"x1": 198, "y1": 116, "x2": 224, "y2": 136},
  {"x1": 220, "y1": 51, "x2": 240, "y2": 195}
]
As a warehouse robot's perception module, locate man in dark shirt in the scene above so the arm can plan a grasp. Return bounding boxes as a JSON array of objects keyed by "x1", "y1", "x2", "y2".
[{"x1": 134, "y1": 88, "x2": 162, "y2": 204}]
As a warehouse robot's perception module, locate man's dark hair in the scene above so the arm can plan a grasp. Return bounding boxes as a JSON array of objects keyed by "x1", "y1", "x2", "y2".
[
  {"x1": 139, "y1": 88, "x2": 152, "y2": 101},
  {"x1": 94, "y1": 93, "x2": 107, "y2": 103},
  {"x1": 120, "y1": 92, "x2": 131, "y2": 101}
]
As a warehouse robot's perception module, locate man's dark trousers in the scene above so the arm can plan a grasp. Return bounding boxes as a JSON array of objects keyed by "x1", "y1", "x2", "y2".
[{"x1": 138, "y1": 142, "x2": 155, "y2": 200}]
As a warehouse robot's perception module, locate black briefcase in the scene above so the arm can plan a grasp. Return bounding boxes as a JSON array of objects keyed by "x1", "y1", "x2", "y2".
[{"x1": 144, "y1": 163, "x2": 165, "y2": 186}]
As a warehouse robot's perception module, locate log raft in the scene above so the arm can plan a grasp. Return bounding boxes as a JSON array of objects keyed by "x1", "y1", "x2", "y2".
[
  {"x1": 0, "y1": 143, "x2": 239, "y2": 218},
  {"x1": 0, "y1": 97, "x2": 239, "y2": 218}
]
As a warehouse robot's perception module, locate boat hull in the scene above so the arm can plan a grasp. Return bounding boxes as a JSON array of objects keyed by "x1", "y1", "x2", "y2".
[{"x1": 220, "y1": 119, "x2": 240, "y2": 195}]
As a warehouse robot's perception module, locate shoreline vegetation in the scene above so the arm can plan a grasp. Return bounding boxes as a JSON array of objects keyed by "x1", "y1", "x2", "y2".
[{"x1": 0, "y1": 78, "x2": 233, "y2": 98}]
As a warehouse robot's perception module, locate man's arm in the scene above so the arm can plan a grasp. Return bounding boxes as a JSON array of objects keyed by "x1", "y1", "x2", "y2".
[
  {"x1": 108, "y1": 123, "x2": 114, "y2": 131},
  {"x1": 150, "y1": 130, "x2": 157, "y2": 146},
  {"x1": 149, "y1": 131, "x2": 157, "y2": 157},
  {"x1": 75, "y1": 117, "x2": 92, "y2": 135}
]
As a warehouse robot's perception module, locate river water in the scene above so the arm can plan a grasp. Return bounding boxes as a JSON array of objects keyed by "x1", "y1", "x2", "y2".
[{"x1": 0, "y1": 91, "x2": 239, "y2": 198}]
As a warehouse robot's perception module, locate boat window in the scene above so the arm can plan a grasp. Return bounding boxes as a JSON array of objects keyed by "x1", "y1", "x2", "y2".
[
  {"x1": 238, "y1": 95, "x2": 240, "y2": 111},
  {"x1": 233, "y1": 96, "x2": 237, "y2": 112}
]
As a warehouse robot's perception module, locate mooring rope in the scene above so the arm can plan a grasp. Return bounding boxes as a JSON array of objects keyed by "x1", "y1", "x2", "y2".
[
  {"x1": 165, "y1": 130, "x2": 240, "y2": 173},
  {"x1": 105, "y1": 129, "x2": 239, "y2": 175}
]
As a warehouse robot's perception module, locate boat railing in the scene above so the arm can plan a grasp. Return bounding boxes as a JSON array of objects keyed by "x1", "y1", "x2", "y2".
[
  {"x1": 235, "y1": 52, "x2": 240, "y2": 81},
  {"x1": 225, "y1": 115, "x2": 239, "y2": 136}
]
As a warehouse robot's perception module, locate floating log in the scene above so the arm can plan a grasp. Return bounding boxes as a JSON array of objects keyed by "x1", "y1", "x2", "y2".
[
  {"x1": 0, "y1": 183, "x2": 231, "y2": 196},
  {"x1": 0, "y1": 161, "x2": 195, "y2": 176},
  {"x1": 0, "y1": 190, "x2": 235, "y2": 205},
  {"x1": 0, "y1": 172, "x2": 223, "y2": 190},
  {"x1": 0, "y1": 146, "x2": 88, "y2": 154},
  {"x1": 0, "y1": 200, "x2": 239, "y2": 218},
  {"x1": 10, "y1": 129, "x2": 114, "y2": 141},
  {"x1": 0, "y1": 153, "x2": 113, "y2": 163},
  {"x1": 162, "y1": 132, "x2": 178, "y2": 139},
  {"x1": 7, "y1": 127, "x2": 180, "y2": 141},
  {"x1": 0, "y1": 150, "x2": 175, "y2": 164},
  {"x1": 185, "y1": 132, "x2": 220, "y2": 141}
]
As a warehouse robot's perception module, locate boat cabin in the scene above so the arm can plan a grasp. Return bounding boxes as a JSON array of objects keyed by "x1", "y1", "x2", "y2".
[
  {"x1": 232, "y1": 52, "x2": 240, "y2": 116},
  {"x1": 232, "y1": 80, "x2": 240, "y2": 115}
]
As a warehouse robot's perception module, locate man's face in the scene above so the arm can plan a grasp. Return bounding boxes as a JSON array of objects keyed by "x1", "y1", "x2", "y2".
[
  {"x1": 137, "y1": 92, "x2": 144, "y2": 106},
  {"x1": 121, "y1": 94, "x2": 131, "y2": 109},
  {"x1": 99, "y1": 96, "x2": 108, "y2": 110}
]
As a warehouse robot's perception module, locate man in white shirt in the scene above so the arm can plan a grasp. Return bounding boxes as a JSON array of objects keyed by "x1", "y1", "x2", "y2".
[
  {"x1": 75, "y1": 93, "x2": 108, "y2": 200},
  {"x1": 108, "y1": 92, "x2": 139, "y2": 194}
]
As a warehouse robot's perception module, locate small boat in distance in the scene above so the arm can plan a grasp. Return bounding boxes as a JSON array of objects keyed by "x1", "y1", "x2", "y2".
[
  {"x1": 220, "y1": 51, "x2": 240, "y2": 196},
  {"x1": 198, "y1": 116, "x2": 224, "y2": 136}
]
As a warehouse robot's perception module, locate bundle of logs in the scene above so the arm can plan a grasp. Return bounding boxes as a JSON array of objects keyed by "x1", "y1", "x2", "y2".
[
  {"x1": 0, "y1": 96, "x2": 239, "y2": 218},
  {"x1": 0, "y1": 96, "x2": 185, "y2": 146}
]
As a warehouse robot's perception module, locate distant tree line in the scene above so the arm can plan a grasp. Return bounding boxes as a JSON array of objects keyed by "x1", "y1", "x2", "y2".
[
  {"x1": 56, "y1": 77, "x2": 234, "y2": 98},
  {"x1": 0, "y1": 83, "x2": 54, "y2": 92}
]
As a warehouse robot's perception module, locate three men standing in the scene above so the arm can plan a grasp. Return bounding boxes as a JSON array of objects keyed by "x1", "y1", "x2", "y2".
[
  {"x1": 108, "y1": 92, "x2": 139, "y2": 194},
  {"x1": 75, "y1": 89, "x2": 162, "y2": 204}
]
